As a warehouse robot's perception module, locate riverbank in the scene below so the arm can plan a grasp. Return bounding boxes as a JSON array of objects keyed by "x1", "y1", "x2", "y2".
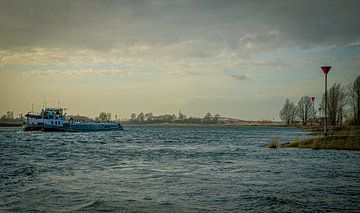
[
  {"x1": 279, "y1": 126, "x2": 360, "y2": 150},
  {"x1": 124, "y1": 122, "x2": 287, "y2": 127}
]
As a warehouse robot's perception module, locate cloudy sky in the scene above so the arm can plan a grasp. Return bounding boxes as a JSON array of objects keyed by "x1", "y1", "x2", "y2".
[{"x1": 1, "y1": 0, "x2": 359, "y2": 120}]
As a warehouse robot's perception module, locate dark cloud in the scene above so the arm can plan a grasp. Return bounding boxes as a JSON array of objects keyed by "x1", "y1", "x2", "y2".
[{"x1": 0, "y1": 0, "x2": 359, "y2": 52}]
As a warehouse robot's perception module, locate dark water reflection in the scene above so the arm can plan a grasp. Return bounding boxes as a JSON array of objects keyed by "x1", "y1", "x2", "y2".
[{"x1": 0, "y1": 126, "x2": 359, "y2": 212}]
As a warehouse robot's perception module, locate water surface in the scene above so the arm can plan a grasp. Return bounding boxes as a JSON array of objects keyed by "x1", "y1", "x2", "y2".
[{"x1": 1, "y1": 126, "x2": 359, "y2": 212}]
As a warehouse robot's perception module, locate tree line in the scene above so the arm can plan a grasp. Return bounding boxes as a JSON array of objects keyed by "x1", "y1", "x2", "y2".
[
  {"x1": 280, "y1": 75, "x2": 360, "y2": 126},
  {"x1": 127, "y1": 111, "x2": 224, "y2": 124},
  {"x1": 0, "y1": 111, "x2": 24, "y2": 122}
]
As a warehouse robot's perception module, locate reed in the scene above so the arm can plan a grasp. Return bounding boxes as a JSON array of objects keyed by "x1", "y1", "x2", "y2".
[{"x1": 267, "y1": 137, "x2": 279, "y2": 148}]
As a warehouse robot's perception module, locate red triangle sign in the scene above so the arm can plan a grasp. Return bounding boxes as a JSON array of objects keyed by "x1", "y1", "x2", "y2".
[{"x1": 321, "y1": 66, "x2": 331, "y2": 75}]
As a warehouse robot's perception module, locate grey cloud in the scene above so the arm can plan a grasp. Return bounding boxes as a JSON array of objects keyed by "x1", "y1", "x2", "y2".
[{"x1": 0, "y1": 0, "x2": 359, "y2": 54}]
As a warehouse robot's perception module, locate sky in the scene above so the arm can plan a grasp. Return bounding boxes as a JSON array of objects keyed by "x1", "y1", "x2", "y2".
[{"x1": 1, "y1": 0, "x2": 360, "y2": 120}]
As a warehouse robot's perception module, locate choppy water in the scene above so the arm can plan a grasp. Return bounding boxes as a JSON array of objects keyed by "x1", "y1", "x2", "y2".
[{"x1": 0, "y1": 125, "x2": 359, "y2": 212}]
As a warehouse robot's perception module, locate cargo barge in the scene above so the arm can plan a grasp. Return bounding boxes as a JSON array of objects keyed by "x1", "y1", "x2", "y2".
[{"x1": 24, "y1": 108, "x2": 122, "y2": 132}]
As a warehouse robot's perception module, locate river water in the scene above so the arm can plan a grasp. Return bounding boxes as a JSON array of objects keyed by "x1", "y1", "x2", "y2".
[{"x1": 0, "y1": 126, "x2": 359, "y2": 212}]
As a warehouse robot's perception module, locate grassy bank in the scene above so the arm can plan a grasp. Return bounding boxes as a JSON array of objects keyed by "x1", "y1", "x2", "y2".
[{"x1": 278, "y1": 126, "x2": 360, "y2": 150}]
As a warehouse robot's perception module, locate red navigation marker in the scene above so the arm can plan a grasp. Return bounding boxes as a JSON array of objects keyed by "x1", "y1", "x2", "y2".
[
  {"x1": 321, "y1": 65, "x2": 332, "y2": 136},
  {"x1": 311, "y1": 96, "x2": 315, "y2": 102},
  {"x1": 321, "y1": 66, "x2": 331, "y2": 75}
]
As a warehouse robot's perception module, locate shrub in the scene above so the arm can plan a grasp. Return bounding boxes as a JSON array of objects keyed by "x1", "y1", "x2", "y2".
[{"x1": 267, "y1": 138, "x2": 279, "y2": 148}]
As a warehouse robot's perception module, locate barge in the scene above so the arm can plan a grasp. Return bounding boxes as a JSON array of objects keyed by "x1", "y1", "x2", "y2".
[{"x1": 24, "y1": 108, "x2": 122, "y2": 132}]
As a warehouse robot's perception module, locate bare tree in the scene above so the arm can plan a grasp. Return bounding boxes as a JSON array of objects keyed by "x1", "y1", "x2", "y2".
[
  {"x1": 130, "y1": 113, "x2": 137, "y2": 123},
  {"x1": 137, "y1": 112, "x2": 145, "y2": 123},
  {"x1": 213, "y1": 114, "x2": 221, "y2": 124},
  {"x1": 178, "y1": 110, "x2": 186, "y2": 121},
  {"x1": 0, "y1": 111, "x2": 14, "y2": 121},
  {"x1": 145, "y1": 112, "x2": 154, "y2": 123},
  {"x1": 350, "y1": 75, "x2": 360, "y2": 125},
  {"x1": 337, "y1": 86, "x2": 347, "y2": 126},
  {"x1": 97, "y1": 112, "x2": 111, "y2": 122},
  {"x1": 297, "y1": 96, "x2": 312, "y2": 125},
  {"x1": 279, "y1": 99, "x2": 297, "y2": 126},
  {"x1": 203, "y1": 112, "x2": 212, "y2": 123},
  {"x1": 321, "y1": 83, "x2": 347, "y2": 126}
]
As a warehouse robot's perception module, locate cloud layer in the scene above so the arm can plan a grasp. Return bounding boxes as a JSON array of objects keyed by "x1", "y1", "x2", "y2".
[
  {"x1": 1, "y1": 0, "x2": 360, "y2": 51},
  {"x1": 1, "y1": 0, "x2": 360, "y2": 119}
]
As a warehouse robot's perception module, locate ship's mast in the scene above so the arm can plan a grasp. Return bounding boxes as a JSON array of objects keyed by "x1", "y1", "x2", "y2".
[{"x1": 42, "y1": 89, "x2": 45, "y2": 111}]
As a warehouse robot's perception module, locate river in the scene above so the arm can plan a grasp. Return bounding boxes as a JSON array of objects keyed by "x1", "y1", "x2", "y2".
[{"x1": 0, "y1": 126, "x2": 359, "y2": 212}]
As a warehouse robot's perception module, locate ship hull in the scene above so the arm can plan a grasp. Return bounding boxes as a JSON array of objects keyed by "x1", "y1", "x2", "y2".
[{"x1": 24, "y1": 123, "x2": 123, "y2": 132}]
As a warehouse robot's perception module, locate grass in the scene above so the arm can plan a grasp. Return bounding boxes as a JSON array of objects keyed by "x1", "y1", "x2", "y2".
[
  {"x1": 279, "y1": 126, "x2": 360, "y2": 150},
  {"x1": 267, "y1": 137, "x2": 279, "y2": 148}
]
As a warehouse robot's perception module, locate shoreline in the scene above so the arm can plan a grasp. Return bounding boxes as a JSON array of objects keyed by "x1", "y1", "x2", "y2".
[
  {"x1": 1, "y1": 121, "x2": 287, "y2": 128},
  {"x1": 277, "y1": 126, "x2": 360, "y2": 150},
  {"x1": 123, "y1": 122, "x2": 287, "y2": 127}
]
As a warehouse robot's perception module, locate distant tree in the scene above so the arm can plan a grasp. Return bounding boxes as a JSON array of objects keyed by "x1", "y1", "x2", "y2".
[
  {"x1": 321, "y1": 83, "x2": 347, "y2": 126},
  {"x1": 137, "y1": 112, "x2": 145, "y2": 123},
  {"x1": 297, "y1": 96, "x2": 312, "y2": 125},
  {"x1": 17, "y1": 114, "x2": 24, "y2": 121},
  {"x1": 279, "y1": 99, "x2": 297, "y2": 125},
  {"x1": 178, "y1": 110, "x2": 186, "y2": 121},
  {"x1": 154, "y1": 114, "x2": 175, "y2": 123},
  {"x1": 213, "y1": 114, "x2": 221, "y2": 124},
  {"x1": 1, "y1": 111, "x2": 15, "y2": 121},
  {"x1": 106, "y1": 112, "x2": 111, "y2": 122},
  {"x1": 130, "y1": 113, "x2": 137, "y2": 123},
  {"x1": 7, "y1": 111, "x2": 14, "y2": 120},
  {"x1": 203, "y1": 112, "x2": 212, "y2": 123},
  {"x1": 187, "y1": 116, "x2": 202, "y2": 124},
  {"x1": 145, "y1": 112, "x2": 154, "y2": 123},
  {"x1": 97, "y1": 112, "x2": 106, "y2": 122},
  {"x1": 97, "y1": 112, "x2": 111, "y2": 122}
]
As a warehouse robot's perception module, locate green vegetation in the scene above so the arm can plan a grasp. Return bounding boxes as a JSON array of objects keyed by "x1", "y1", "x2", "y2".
[{"x1": 280, "y1": 126, "x2": 360, "y2": 150}]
